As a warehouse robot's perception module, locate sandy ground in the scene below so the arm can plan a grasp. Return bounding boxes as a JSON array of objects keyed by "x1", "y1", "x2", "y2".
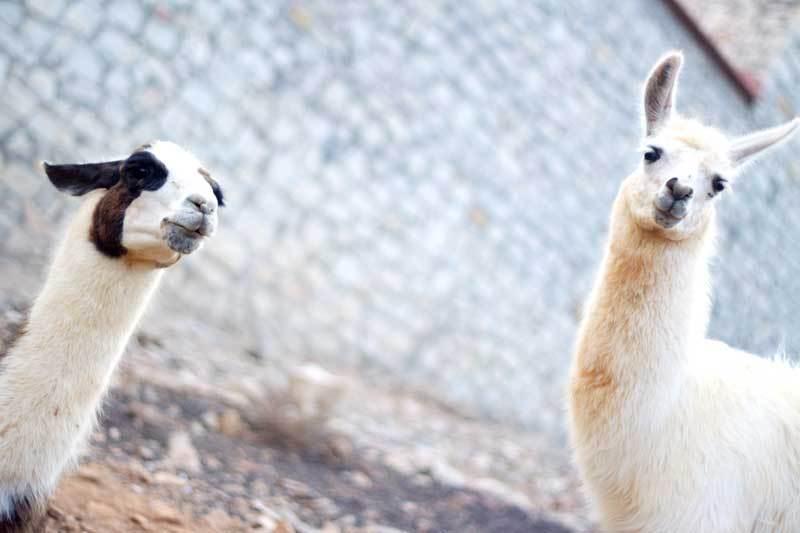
[{"x1": 2, "y1": 300, "x2": 590, "y2": 533}]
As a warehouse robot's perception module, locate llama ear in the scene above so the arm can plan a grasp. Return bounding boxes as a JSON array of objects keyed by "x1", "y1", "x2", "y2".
[
  {"x1": 43, "y1": 160, "x2": 124, "y2": 196},
  {"x1": 198, "y1": 167, "x2": 225, "y2": 207},
  {"x1": 643, "y1": 51, "x2": 683, "y2": 136},
  {"x1": 729, "y1": 118, "x2": 800, "y2": 168}
]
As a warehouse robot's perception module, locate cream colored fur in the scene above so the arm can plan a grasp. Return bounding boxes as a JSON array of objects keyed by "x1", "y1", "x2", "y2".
[
  {"x1": 568, "y1": 52, "x2": 800, "y2": 532},
  {"x1": 0, "y1": 141, "x2": 220, "y2": 520},
  {"x1": 0, "y1": 193, "x2": 163, "y2": 512}
]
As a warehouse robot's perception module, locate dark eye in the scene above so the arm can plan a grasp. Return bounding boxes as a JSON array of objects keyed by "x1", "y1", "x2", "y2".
[
  {"x1": 135, "y1": 166, "x2": 152, "y2": 179},
  {"x1": 712, "y1": 175, "x2": 727, "y2": 193},
  {"x1": 123, "y1": 151, "x2": 168, "y2": 192},
  {"x1": 644, "y1": 146, "x2": 662, "y2": 163}
]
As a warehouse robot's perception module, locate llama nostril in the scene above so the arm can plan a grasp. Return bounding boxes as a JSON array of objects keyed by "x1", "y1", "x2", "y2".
[
  {"x1": 666, "y1": 177, "x2": 678, "y2": 191},
  {"x1": 666, "y1": 178, "x2": 693, "y2": 201},
  {"x1": 673, "y1": 184, "x2": 693, "y2": 201},
  {"x1": 187, "y1": 194, "x2": 215, "y2": 215}
]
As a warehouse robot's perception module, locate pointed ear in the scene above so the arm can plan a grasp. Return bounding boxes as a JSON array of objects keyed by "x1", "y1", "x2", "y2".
[
  {"x1": 729, "y1": 118, "x2": 800, "y2": 168},
  {"x1": 198, "y1": 167, "x2": 225, "y2": 207},
  {"x1": 43, "y1": 160, "x2": 123, "y2": 196},
  {"x1": 643, "y1": 51, "x2": 683, "y2": 136}
]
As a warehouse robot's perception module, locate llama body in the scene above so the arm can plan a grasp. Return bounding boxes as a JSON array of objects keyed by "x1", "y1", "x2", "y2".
[
  {"x1": 568, "y1": 52, "x2": 800, "y2": 532},
  {"x1": 0, "y1": 142, "x2": 223, "y2": 529},
  {"x1": 0, "y1": 194, "x2": 162, "y2": 514}
]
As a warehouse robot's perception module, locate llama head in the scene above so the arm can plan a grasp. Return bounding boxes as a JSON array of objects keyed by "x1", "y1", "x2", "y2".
[
  {"x1": 44, "y1": 141, "x2": 224, "y2": 266},
  {"x1": 624, "y1": 51, "x2": 799, "y2": 240}
]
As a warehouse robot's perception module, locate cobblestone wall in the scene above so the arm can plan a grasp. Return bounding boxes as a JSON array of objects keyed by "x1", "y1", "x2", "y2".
[{"x1": 2, "y1": 0, "x2": 799, "y2": 437}]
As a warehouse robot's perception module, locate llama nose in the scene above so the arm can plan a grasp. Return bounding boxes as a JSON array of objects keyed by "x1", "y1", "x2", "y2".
[
  {"x1": 666, "y1": 177, "x2": 693, "y2": 201},
  {"x1": 186, "y1": 194, "x2": 216, "y2": 215}
]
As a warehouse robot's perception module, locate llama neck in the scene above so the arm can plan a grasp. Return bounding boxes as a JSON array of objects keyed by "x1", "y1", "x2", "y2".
[
  {"x1": 3, "y1": 193, "x2": 163, "y2": 402},
  {"x1": 574, "y1": 189, "x2": 714, "y2": 389}
]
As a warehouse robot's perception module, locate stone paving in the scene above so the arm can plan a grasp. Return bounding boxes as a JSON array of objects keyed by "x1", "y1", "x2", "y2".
[{"x1": 2, "y1": 0, "x2": 800, "y2": 440}]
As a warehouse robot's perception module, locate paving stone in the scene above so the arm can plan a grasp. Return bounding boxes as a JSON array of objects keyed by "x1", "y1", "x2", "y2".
[
  {"x1": 106, "y1": 0, "x2": 146, "y2": 34},
  {"x1": 60, "y1": 77, "x2": 102, "y2": 108},
  {"x1": 0, "y1": 55, "x2": 7, "y2": 86},
  {"x1": 143, "y1": 18, "x2": 180, "y2": 56},
  {"x1": 19, "y1": 18, "x2": 54, "y2": 58},
  {"x1": 27, "y1": 67, "x2": 57, "y2": 101},
  {"x1": 3, "y1": 77, "x2": 39, "y2": 121},
  {"x1": 61, "y1": 44, "x2": 104, "y2": 83},
  {"x1": 96, "y1": 29, "x2": 142, "y2": 65},
  {"x1": 0, "y1": 2, "x2": 24, "y2": 26},
  {"x1": 26, "y1": 0, "x2": 66, "y2": 20},
  {"x1": 62, "y1": 0, "x2": 105, "y2": 36}
]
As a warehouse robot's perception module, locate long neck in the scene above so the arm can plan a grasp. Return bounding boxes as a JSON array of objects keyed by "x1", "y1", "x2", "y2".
[
  {"x1": 574, "y1": 187, "x2": 714, "y2": 391},
  {"x1": 3, "y1": 193, "x2": 163, "y2": 404}
]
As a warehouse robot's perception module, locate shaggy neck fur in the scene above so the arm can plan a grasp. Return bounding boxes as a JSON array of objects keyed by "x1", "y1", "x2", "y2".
[
  {"x1": 0, "y1": 191, "x2": 163, "y2": 524},
  {"x1": 571, "y1": 180, "x2": 714, "y2": 428}
]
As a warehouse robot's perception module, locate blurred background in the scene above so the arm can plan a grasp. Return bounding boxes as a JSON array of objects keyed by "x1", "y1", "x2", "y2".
[{"x1": 2, "y1": 1, "x2": 800, "y2": 531}]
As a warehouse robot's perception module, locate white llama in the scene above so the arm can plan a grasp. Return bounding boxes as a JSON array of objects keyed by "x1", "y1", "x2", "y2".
[
  {"x1": 568, "y1": 51, "x2": 800, "y2": 533},
  {"x1": 0, "y1": 141, "x2": 224, "y2": 531}
]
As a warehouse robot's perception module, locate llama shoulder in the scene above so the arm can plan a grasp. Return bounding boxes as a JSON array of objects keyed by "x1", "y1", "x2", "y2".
[{"x1": 685, "y1": 339, "x2": 800, "y2": 441}]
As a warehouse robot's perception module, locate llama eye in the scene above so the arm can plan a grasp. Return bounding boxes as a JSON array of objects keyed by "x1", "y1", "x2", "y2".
[
  {"x1": 644, "y1": 146, "x2": 662, "y2": 163},
  {"x1": 712, "y1": 176, "x2": 727, "y2": 193},
  {"x1": 123, "y1": 151, "x2": 168, "y2": 191}
]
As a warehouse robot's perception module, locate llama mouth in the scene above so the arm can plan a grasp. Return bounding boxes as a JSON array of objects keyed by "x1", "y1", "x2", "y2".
[
  {"x1": 653, "y1": 206, "x2": 684, "y2": 229},
  {"x1": 161, "y1": 221, "x2": 206, "y2": 254}
]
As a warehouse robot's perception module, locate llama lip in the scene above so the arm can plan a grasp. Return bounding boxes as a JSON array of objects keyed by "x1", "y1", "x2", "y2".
[
  {"x1": 653, "y1": 206, "x2": 683, "y2": 229},
  {"x1": 164, "y1": 220, "x2": 204, "y2": 236},
  {"x1": 161, "y1": 220, "x2": 206, "y2": 254}
]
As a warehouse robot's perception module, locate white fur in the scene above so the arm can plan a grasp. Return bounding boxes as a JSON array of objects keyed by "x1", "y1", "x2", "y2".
[
  {"x1": 0, "y1": 141, "x2": 219, "y2": 518},
  {"x1": 568, "y1": 52, "x2": 800, "y2": 532}
]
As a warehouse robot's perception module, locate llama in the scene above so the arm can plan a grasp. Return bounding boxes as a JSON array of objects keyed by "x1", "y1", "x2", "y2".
[
  {"x1": 0, "y1": 141, "x2": 224, "y2": 531},
  {"x1": 568, "y1": 51, "x2": 800, "y2": 533}
]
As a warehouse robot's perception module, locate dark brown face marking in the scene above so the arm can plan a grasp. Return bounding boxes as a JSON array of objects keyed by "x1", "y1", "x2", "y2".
[
  {"x1": 89, "y1": 183, "x2": 140, "y2": 258},
  {"x1": 198, "y1": 167, "x2": 225, "y2": 206},
  {"x1": 88, "y1": 151, "x2": 169, "y2": 257}
]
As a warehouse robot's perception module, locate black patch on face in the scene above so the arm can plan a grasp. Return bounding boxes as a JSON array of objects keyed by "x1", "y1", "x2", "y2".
[
  {"x1": 121, "y1": 151, "x2": 168, "y2": 192},
  {"x1": 0, "y1": 492, "x2": 45, "y2": 532},
  {"x1": 198, "y1": 168, "x2": 225, "y2": 207}
]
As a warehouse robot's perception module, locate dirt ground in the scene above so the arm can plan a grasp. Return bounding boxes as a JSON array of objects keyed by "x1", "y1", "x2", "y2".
[{"x1": 2, "y1": 302, "x2": 590, "y2": 533}]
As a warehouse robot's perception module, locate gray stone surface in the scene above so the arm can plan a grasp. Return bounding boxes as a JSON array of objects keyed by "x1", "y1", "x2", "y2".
[{"x1": 1, "y1": 0, "x2": 800, "y2": 441}]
